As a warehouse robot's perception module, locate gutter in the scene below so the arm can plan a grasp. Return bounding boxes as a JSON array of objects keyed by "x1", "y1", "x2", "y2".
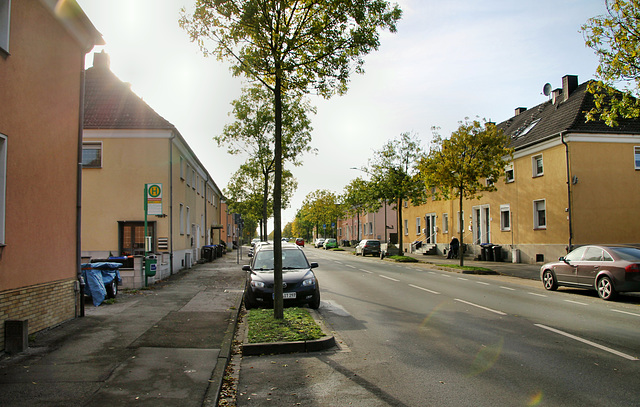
[
  {"x1": 561, "y1": 132, "x2": 573, "y2": 251},
  {"x1": 169, "y1": 134, "x2": 175, "y2": 276}
]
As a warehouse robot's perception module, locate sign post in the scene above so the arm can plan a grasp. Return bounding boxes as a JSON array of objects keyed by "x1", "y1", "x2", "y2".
[{"x1": 144, "y1": 184, "x2": 162, "y2": 286}]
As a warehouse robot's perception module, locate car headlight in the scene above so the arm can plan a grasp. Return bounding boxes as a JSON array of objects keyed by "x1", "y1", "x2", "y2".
[
  {"x1": 251, "y1": 281, "x2": 265, "y2": 288},
  {"x1": 302, "y1": 278, "x2": 315, "y2": 287}
]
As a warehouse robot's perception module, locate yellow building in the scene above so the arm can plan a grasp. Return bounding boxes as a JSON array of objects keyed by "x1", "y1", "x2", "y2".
[
  {"x1": 405, "y1": 75, "x2": 640, "y2": 264},
  {"x1": 0, "y1": 0, "x2": 102, "y2": 352},
  {"x1": 82, "y1": 53, "x2": 224, "y2": 285}
]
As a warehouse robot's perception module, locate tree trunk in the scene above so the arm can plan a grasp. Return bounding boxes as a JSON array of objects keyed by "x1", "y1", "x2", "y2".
[
  {"x1": 262, "y1": 174, "x2": 269, "y2": 241},
  {"x1": 272, "y1": 70, "x2": 284, "y2": 320}
]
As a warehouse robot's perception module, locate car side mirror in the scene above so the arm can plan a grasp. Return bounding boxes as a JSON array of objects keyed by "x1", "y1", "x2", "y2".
[
  {"x1": 242, "y1": 265, "x2": 251, "y2": 271},
  {"x1": 310, "y1": 262, "x2": 319, "y2": 269},
  {"x1": 559, "y1": 257, "x2": 569, "y2": 264},
  {"x1": 248, "y1": 253, "x2": 253, "y2": 258}
]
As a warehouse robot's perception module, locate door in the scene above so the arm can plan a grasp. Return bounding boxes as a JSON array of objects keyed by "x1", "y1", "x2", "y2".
[
  {"x1": 472, "y1": 205, "x2": 490, "y2": 244},
  {"x1": 424, "y1": 213, "x2": 436, "y2": 244},
  {"x1": 119, "y1": 221, "x2": 154, "y2": 256},
  {"x1": 576, "y1": 246, "x2": 608, "y2": 286}
]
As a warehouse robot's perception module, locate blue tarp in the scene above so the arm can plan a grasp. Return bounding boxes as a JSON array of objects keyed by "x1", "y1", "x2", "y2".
[{"x1": 81, "y1": 263, "x2": 122, "y2": 307}]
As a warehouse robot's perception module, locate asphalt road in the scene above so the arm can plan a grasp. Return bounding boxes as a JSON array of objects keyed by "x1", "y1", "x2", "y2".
[{"x1": 237, "y1": 247, "x2": 640, "y2": 406}]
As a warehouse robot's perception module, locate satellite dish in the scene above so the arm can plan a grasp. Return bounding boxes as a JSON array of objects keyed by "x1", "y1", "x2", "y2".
[{"x1": 543, "y1": 83, "x2": 552, "y2": 96}]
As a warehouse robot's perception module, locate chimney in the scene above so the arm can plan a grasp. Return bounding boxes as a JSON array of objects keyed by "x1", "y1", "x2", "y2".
[
  {"x1": 93, "y1": 51, "x2": 110, "y2": 70},
  {"x1": 552, "y1": 88, "x2": 563, "y2": 105},
  {"x1": 515, "y1": 107, "x2": 527, "y2": 116},
  {"x1": 562, "y1": 75, "x2": 578, "y2": 102}
]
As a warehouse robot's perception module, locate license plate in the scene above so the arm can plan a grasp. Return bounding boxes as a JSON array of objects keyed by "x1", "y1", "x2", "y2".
[{"x1": 274, "y1": 292, "x2": 297, "y2": 299}]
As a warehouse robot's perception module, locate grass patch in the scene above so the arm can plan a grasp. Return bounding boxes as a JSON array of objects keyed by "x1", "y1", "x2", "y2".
[
  {"x1": 331, "y1": 248, "x2": 345, "y2": 251},
  {"x1": 437, "y1": 264, "x2": 493, "y2": 272},
  {"x1": 388, "y1": 255, "x2": 418, "y2": 263},
  {"x1": 246, "y1": 307, "x2": 325, "y2": 344}
]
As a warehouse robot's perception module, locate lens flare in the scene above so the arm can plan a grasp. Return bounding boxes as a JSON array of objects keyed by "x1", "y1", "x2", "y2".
[
  {"x1": 527, "y1": 391, "x2": 543, "y2": 406},
  {"x1": 467, "y1": 336, "x2": 504, "y2": 377}
]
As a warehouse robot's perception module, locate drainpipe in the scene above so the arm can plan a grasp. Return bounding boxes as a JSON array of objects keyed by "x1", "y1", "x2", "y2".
[
  {"x1": 169, "y1": 134, "x2": 175, "y2": 275},
  {"x1": 76, "y1": 57, "x2": 86, "y2": 317},
  {"x1": 561, "y1": 132, "x2": 573, "y2": 251}
]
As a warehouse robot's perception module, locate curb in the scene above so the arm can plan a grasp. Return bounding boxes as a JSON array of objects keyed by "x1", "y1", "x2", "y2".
[{"x1": 241, "y1": 308, "x2": 336, "y2": 356}]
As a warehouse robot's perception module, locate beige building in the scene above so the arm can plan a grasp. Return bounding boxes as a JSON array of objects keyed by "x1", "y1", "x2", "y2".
[
  {"x1": 0, "y1": 0, "x2": 102, "y2": 352},
  {"x1": 82, "y1": 52, "x2": 224, "y2": 285},
  {"x1": 405, "y1": 75, "x2": 640, "y2": 264}
]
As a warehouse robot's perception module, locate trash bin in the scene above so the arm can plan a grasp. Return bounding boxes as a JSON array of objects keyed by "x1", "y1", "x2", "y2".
[
  {"x1": 480, "y1": 243, "x2": 494, "y2": 261},
  {"x1": 216, "y1": 244, "x2": 223, "y2": 257},
  {"x1": 493, "y1": 245, "x2": 502, "y2": 262},
  {"x1": 145, "y1": 255, "x2": 157, "y2": 277},
  {"x1": 201, "y1": 246, "x2": 213, "y2": 262}
]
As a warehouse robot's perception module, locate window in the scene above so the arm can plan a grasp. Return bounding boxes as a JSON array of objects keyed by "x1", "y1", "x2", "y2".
[
  {"x1": 505, "y1": 163, "x2": 514, "y2": 183},
  {"x1": 532, "y1": 155, "x2": 543, "y2": 177},
  {"x1": 180, "y1": 157, "x2": 184, "y2": 180},
  {"x1": 533, "y1": 199, "x2": 546, "y2": 229},
  {"x1": 416, "y1": 217, "x2": 421, "y2": 235},
  {"x1": 0, "y1": 135, "x2": 6, "y2": 244},
  {"x1": 186, "y1": 165, "x2": 191, "y2": 186},
  {"x1": 186, "y1": 207, "x2": 191, "y2": 235},
  {"x1": 442, "y1": 214, "x2": 449, "y2": 234},
  {"x1": 500, "y1": 204, "x2": 511, "y2": 231},
  {"x1": 486, "y1": 177, "x2": 494, "y2": 187},
  {"x1": 404, "y1": 219, "x2": 408, "y2": 235},
  {"x1": 119, "y1": 221, "x2": 154, "y2": 256},
  {"x1": 635, "y1": 146, "x2": 640, "y2": 170},
  {"x1": 192, "y1": 170, "x2": 196, "y2": 189},
  {"x1": 180, "y1": 204, "x2": 184, "y2": 235},
  {"x1": 0, "y1": 0, "x2": 10, "y2": 54},
  {"x1": 456, "y1": 211, "x2": 464, "y2": 233},
  {"x1": 82, "y1": 142, "x2": 102, "y2": 168}
]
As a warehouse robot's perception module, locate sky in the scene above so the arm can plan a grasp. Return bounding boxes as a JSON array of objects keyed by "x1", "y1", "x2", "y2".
[{"x1": 76, "y1": 0, "x2": 607, "y2": 233}]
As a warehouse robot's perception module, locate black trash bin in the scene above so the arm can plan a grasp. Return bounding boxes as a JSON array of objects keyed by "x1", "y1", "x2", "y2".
[
  {"x1": 480, "y1": 243, "x2": 494, "y2": 261},
  {"x1": 216, "y1": 244, "x2": 223, "y2": 257},
  {"x1": 201, "y1": 246, "x2": 213, "y2": 262},
  {"x1": 493, "y1": 245, "x2": 502, "y2": 262}
]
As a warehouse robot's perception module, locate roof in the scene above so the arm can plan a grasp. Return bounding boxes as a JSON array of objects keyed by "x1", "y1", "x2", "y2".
[
  {"x1": 497, "y1": 81, "x2": 640, "y2": 150},
  {"x1": 84, "y1": 64, "x2": 175, "y2": 130}
]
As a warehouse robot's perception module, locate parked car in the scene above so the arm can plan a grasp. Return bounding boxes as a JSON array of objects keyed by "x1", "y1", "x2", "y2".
[
  {"x1": 251, "y1": 238, "x2": 260, "y2": 247},
  {"x1": 295, "y1": 238, "x2": 305, "y2": 247},
  {"x1": 243, "y1": 245, "x2": 320, "y2": 309},
  {"x1": 540, "y1": 245, "x2": 640, "y2": 300},
  {"x1": 314, "y1": 238, "x2": 325, "y2": 248},
  {"x1": 323, "y1": 238, "x2": 338, "y2": 250},
  {"x1": 355, "y1": 239, "x2": 381, "y2": 257}
]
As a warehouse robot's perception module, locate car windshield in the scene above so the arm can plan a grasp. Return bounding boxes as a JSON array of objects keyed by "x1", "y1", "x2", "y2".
[
  {"x1": 366, "y1": 241, "x2": 380, "y2": 246},
  {"x1": 609, "y1": 247, "x2": 640, "y2": 261},
  {"x1": 253, "y1": 249, "x2": 309, "y2": 270}
]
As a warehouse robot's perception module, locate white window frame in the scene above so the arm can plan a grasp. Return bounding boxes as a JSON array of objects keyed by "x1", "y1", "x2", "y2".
[
  {"x1": 179, "y1": 204, "x2": 184, "y2": 235},
  {"x1": 180, "y1": 157, "x2": 184, "y2": 180},
  {"x1": 82, "y1": 142, "x2": 102, "y2": 168},
  {"x1": 416, "y1": 217, "x2": 421, "y2": 235},
  {"x1": 532, "y1": 154, "x2": 544, "y2": 177},
  {"x1": 505, "y1": 163, "x2": 514, "y2": 183},
  {"x1": 500, "y1": 204, "x2": 511, "y2": 231},
  {"x1": 533, "y1": 199, "x2": 546, "y2": 230},
  {"x1": 442, "y1": 213, "x2": 449, "y2": 234},
  {"x1": 186, "y1": 164, "x2": 191, "y2": 186},
  {"x1": 404, "y1": 219, "x2": 409, "y2": 235},
  {"x1": 635, "y1": 146, "x2": 640, "y2": 170},
  {"x1": 0, "y1": 134, "x2": 6, "y2": 244},
  {"x1": 456, "y1": 211, "x2": 464, "y2": 233},
  {"x1": 186, "y1": 207, "x2": 191, "y2": 235},
  {"x1": 0, "y1": 0, "x2": 10, "y2": 54}
]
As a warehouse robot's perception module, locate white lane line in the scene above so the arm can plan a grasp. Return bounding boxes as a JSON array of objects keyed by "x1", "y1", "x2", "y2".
[
  {"x1": 476, "y1": 281, "x2": 490, "y2": 286},
  {"x1": 346, "y1": 265, "x2": 357, "y2": 269},
  {"x1": 428, "y1": 271, "x2": 437, "y2": 275},
  {"x1": 454, "y1": 299, "x2": 507, "y2": 316},
  {"x1": 528, "y1": 292, "x2": 547, "y2": 297},
  {"x1": 612, "y1": 309, "x2": 640, "y2": 317},
  {"x1": 564, "y1": 300, "x2": 588, "y2": 306},
  {"x1": 334, "y1": 261, "x2": 343, "y2": 265},
  {"x1": 500, "y1": 286, "x2": 515, "y2": 291},
  {"x1": 359, "y1": 269, "x2": 373, "y2": 274},
  {"x1": 442, "y1": 274, "x2": 452, "y2": 278},
  {"x1": 408, "y1": 284, "x2": 440, "y2": 295},
  {"x1": 379, "y1": 275, "x2": 400, "y2": 282},
  {"x1": 457, "y1": 277, "x2": 468, "y2": 281},
  {"x1": 535, "y1": 324, "x2": 638, "y2": 361}
]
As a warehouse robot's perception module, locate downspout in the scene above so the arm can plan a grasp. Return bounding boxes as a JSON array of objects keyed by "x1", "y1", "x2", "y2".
[
  {"x1": 561, "y1": 132, "x2": 573, "y2": 251},
  {"x1": 76, "y1": 56, "x2": 86, "y2": 318},
  {"x1": 169, "y1": 134, "x2": 175, "y2": 275}
]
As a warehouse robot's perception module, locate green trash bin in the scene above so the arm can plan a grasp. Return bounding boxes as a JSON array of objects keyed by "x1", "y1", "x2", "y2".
[{"x1": 145, "y1": 255, "x2": 157, "y2": 276}]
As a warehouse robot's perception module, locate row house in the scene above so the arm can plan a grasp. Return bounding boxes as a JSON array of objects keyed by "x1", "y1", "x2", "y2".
[
  {"x1": 337, "y1": 203, "x2": 397, "y2": 246},
  {"x1": 0, "y1": 0, "x2": 102, "y2": 352},
  {"x1": 405, "y1": 75, "x2": 640, "y2": 264},
  {"x1": 81, "y1": 52, "x2": 225, "y2": 286}
]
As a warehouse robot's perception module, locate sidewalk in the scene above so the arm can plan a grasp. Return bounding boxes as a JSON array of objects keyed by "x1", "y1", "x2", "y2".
[{"x1": 0, "y1": 253, "x2": 245, "y2": 407}]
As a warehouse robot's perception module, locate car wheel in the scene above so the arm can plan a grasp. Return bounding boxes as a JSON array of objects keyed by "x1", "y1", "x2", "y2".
[
  {"x1": 542, "y1": 269, "x2": 558, "y2": 291},
  {"x1": 309, "y1": 289, "x2": 320, "y2": 310},
  {"x1": 105, "y1": 281, "x2": 118, "y2": 299},
  {"x1": 597, "y1": 276, "x2": 617, "y2": 301}
]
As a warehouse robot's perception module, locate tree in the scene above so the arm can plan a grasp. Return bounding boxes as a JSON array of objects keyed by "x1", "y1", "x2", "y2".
[
  {"x1": 181, "y1": 0, "x2": 402, "y2": 318},
  {"x1": 341, "y1": 177, "x2": 377, "y2": 242},
  {"x1": 418, "y1": 119, "x2": 513, "y2": 266},
  {"x1": 582, "y1": 0, "x2": 640, "y2": 125},
  {"x1": 300, "y1": 190, "x2": 343, "y2": 239},
  {"x1": 365, "y1": 132, "x2": 426, "y2": 253},
  {"x1": 215, "y1": 85, "x2": 313, "y2": 240}
]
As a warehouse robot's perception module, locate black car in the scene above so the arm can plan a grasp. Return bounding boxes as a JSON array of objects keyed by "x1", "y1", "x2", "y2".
[
  {"x1": 243, "y1": 246, "x2": 320, "y2": 309},
  {"x1": 355, "y1": 239, "x2": 381, "y2": 257}
]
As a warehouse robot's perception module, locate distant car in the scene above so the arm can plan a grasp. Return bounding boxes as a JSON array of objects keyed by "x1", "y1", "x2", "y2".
[
  {"x1": 251, "y1": 238, "x2": 260, "y2": 247},
  {"x1": 540, "y1": 245, "x2": 640, "y2": 300},
  {"x1": 355, "y1": 239, "x2": 381, "y2": 257},
  {"x1": 295, "y1": 238, "x2": 304, "y2": 247},
  {"x1": 323, "y1": 238, "x2": 338, "y2": 250},
  {"x1": 243, "y1": 245, "x2": 320, "y2": 309},
  {"x1": 314, "y1": 238, "x2": 325, "y2": 248}
]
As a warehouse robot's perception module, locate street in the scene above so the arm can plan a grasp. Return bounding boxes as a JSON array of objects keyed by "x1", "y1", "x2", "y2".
[{"x1": 238, "y1": 248, "x2": 640, "y2": 406}]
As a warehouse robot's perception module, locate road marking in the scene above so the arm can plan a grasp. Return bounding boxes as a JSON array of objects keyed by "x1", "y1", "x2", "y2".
[
  {"x1": 428, "y1": 271, "x2": 437, "y2": 275},
  {"x1": 535, "y1": 324, "x2": 638, "y2": 361},
  {"x1": 528, "y1": 292, "x2": 547, "y2": 297},
  {"x1": 476, "y1": 281, "x2": 490, "y2": 286},
  {"x1": 359, "y1": 269, "x2": 373, "y2": 274},
  {"x1": 346, "y1": 265, "x2": 357, "y2": 269},
  {"x1": 500, "y1": 286, "x2": 515, "y2": 291},
  {"x1": 379, "y1": 275, "x2": 400, "y2": 282},
  {"x1": 564, "y1": 300, "x2": 588, "y2": 306},
  {"x1": 457, "y1": 277, "x2": 468, "y2": 281},
  {"x1": 408, "y1": 284, "x2": 440, "y2": 295},
  {"x1": 612, "y1": 309, "x2": 640, "y2": 317},
  {"x1": 442, "y1": 274, "x2": 452, "y2": 278},
  {"x1": 454, "y1": 299, "x2": 507, "y2": 316}
]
